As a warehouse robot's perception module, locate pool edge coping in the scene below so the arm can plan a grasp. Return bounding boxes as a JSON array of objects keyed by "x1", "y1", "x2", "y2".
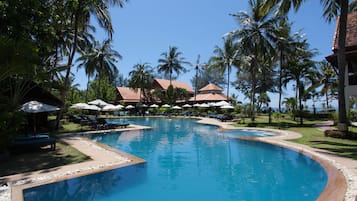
[{"x1": 2, "y1": 125, "x2": 150, "y2": 201}]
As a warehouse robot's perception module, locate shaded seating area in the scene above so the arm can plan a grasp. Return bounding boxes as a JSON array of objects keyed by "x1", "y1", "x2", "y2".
[{"x1": 12, "y1": 134, "x2": 56, "y2": 152}]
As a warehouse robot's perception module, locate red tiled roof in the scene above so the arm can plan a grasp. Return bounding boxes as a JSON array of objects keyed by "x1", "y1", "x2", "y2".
[
  {"x1": 332, "y1": 11, "x2": 357, "y2": 51},
  {"x1": 189, "y1": 93, "x2": 227, "y2": 102},
  {"x1": 116, "y1": 87, "x2": 141, "y2": 103},
  {"x1": 199, "y1": 83, "x2": 222, "y2": 92},
  {"x1": 153, "y1": 79, "x2": 194, "y2": 94}
]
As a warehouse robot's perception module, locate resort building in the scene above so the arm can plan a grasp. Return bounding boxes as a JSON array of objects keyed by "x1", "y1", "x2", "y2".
[
  {"x1": 116, "y1": 87, "x2": 142, "y2": 104},
  {"x1": 116, "y1": 78, "x2": 194, "y2": 104},
  {"x1": 326, "y1": 11, "x2": 357, "y2": 109},
  {"x1": 189, "y1": 83, "x2": 228, "y2": 103},
  {"x1": 151, "y1": 78, "x2": 195, "y2": 95}
]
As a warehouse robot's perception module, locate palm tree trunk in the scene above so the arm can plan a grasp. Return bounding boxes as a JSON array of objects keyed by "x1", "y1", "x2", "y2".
[
  {"x1": 251, "y1": 61, "x2": 256, "y2": 122},
  {"x1": 227, "y1": 65, "x2": 230, "y2": 101},
  {"x1": 278, "y1": 50, "x2": 283, "y2": 113},
  {"x1": 326, "y1": 92, "x2": 329, "y2": 109},
  {"x1": 56, "y1": 5, "x2": 81, "y2": 129},
  {"x1": 298, "y1": 80, "x2": 303, "y2": 125},
  {"x1": 337, "y1": 1, "x2": 348, "y2": 132},
  {"x1": 169, "y1": 69, "x2": 172, "y2": 86},
  {"x1": 86, "y1": 75, "x2": 90, "y2": 102}
]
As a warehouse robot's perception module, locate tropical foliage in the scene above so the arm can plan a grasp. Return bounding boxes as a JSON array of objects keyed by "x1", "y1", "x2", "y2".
[
  {"x1": 158, "y1": 46, "x2": 190, "y2": 85},
  {"x1": 260, "y1": 0, "x2": 353, "y2": 132},
  {"x1": 208, "y1": 36, "x2": 240, "y2": 100},
  {"x1": 128, "y1": 63, "x2": 154, "y2": 103}
]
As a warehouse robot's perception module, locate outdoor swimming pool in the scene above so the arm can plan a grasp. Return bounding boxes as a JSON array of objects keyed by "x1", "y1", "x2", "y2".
[{"x1": 24, "y1": 118, "x2": 327, "y2": 201}]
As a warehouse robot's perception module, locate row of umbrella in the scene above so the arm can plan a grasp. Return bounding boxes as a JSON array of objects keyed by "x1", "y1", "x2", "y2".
[
  {"x1": 69, "y1": 99, "x2": 235, "y2": 111},
  {"x1": 20, "y1": 99, "x2": 234, "y2": 113}
]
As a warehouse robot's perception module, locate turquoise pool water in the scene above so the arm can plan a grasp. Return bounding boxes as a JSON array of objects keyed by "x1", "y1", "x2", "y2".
[{"x1": 24, "y1": 118, "x2": 327, "y2": 201}]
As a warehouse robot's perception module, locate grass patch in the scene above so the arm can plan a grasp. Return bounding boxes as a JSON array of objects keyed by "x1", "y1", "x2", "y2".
[
  {"x1": 58, "y1": 122, "x2": 92, "y2": 133},
  {"x1": 288, "y1": 127, "x2": 357, "y2": 160},
  {"x1": 232, "y1": 115, "x2": 357, "y2": 160},
  {"x1": 0, "y1": 140, "x2": 91, "y2": 177},
  {"x1": 233, "y1": 115, "x2": 319, "y2": 129}
]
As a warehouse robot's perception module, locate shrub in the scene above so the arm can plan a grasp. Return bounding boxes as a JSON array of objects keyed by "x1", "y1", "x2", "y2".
[
  {"x1": 324, "y1": 130, "x2": 357, "y2": 139},
  {"x1": 348, "y1": 110, "x2": 357, "y2": 122}
]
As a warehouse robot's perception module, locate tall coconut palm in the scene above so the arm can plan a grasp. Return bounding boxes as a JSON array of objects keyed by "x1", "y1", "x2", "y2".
[
  {"x1": 128, "y1": 63, "x2": 154, "y2": 103},
  {"x1": 283, "y1": 39, "x2": 317, "y2": 124},
  {"x1": 56, "y1": 0, "x2": 127, "y2": 128},
  {"x1": 317, "y1": 60, "x2": 338, "y2": 108},
  {"x1": 157, "y1": 46, "x2": 190, "y2": 86},
  {"x1": 77, "y1": 39, "x2": 121, "y2": 99},
  {"x1": 230, "y1": 0, "x2": 280, "y2": 120},
  {"x1": 261, "y1": 0, "x2": 351, "y2": 132},
  {"x1": 208, "y1": 36, "x2": 240, "y2": 100},
  {"x1": 270, "y1": 19, "x2": 299, "y2": 113}
]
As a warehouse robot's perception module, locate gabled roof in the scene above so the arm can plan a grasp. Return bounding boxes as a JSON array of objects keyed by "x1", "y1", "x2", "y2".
[
  {"x1": 332, "y1": 11, "x2": 357, "y2": 51},
  {"x1": 189, "y1": 93, "x2": 227, "y2": 102},
  {"x1": 116, "y1": 87, "x2": 141, "y2": 103},
  {"x1": 153, "y1": 79, "x2": 194, "y2": 94},
  {"x1": 199, "y1": 83, "x2": 222, "y2": 92}
]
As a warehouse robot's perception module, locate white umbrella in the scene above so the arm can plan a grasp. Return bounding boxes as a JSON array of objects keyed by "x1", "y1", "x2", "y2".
[
  {"x1": 150, "y1": 104, "x2": 159, "y2": 108},
  {"x1": 125, "y1": 105, "x2": 135, "y2": 109},
  {"x1": 21, "y1": 101, "x2": 60, "y2": 132},
  {"x1": 182, "y1": 104, "x2": 192, "y2": 108},
  {"x1": 193, "y1": 103, "x2": 201, "y2": 107},
  {"x1": 114, "y1": 104, "x2": 124, "y2": 110},
  {"x1": 172, "y1": 106, "x2": 182, "y2": 109},
  {"x1": 102, "y1": 104, "x2": 117, "y2": 111},
  {"x1": 220, "y1": 105, "x2": 234, "y2": 109},
  {"x1": 70, "y1": 103, "x2": 90, "y2": 110},
  {"x1": 161, "y1": 104, "x2": 171, "y2": 108},
  {"x1": 198, "y1": 103, "x2": 210, "y2": 108},
  {"x1": 88, "y1": 99, "x2": 109, "y2": 107},
  {"x1": 208, "y1": 102, "x2": 217, "y2": 107},
  {"x1": 85, "y1": 104, "x2": 101, "y2": 111},
  {"x1": 21, "y1": 101, "x2": 60, "y2": 113},
  {"x1": 215, "y1": 100, "x2": 230, "y2": 107},
  {"x1": 140, "y1": 104, "x2": 148, "y2": 107}
]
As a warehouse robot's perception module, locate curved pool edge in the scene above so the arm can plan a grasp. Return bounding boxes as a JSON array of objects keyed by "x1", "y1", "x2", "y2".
[
  {"x1": 196, "y1": 117, "x2": 354, "y2": 201},
  {"x1": 1, "y1": 125, "x2": 150, "y2": 201}
]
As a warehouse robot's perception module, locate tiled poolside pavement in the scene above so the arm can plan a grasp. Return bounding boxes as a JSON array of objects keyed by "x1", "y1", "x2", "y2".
[
  {"x1": 0, "y1": 124, "x2": 149, "y2": 201},
  {"x1": 0, "y1": 118, "x2": 356, "y2": 201}
]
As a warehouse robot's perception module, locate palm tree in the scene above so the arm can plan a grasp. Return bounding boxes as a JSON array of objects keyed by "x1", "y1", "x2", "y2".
[
  {"x1": 261, "y1": 0, "x2": 351, "y2": 132},
  {"x1": 77, "y1": 39, "x2": 121, "y2": 99},
  {"x1": 271, "y1": 19, "x2": 299, "y2": 113},
  {"x1": 317, "y1": 60, "x2": 338, "y2": 108},
  {"x1": 56, "y1": 0, "x2": 127, "y2": 128},
  {"x1": 283, "y1": 39, "x2": 317, "y2": 124},
  {"x1": 157, "y1": 46, "x2": 190, "y2": 86},
  {"x1": 230, "y1": 0, "x2": 280, "y2": 120},
  {"x1": 128, "y1": 63, "x2": 154, "y2": 103},
  {"x1": 208, "y1": 36, "x2": 240, "y2": 100}
]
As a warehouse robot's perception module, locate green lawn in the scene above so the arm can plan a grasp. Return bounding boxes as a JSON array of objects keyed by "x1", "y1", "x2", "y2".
[
  {"x1": 58, "y1": 122, "x2": 93, "y2": 133},
  {"x1": 0, "y1": 140, "x2": 91, "y2": 177},
  {"x1": 233, "y1": 115, "x2": 357, "y2": 160},
  {"x1": 288, "y1": 127, "x2": 357, "y2": 160}
]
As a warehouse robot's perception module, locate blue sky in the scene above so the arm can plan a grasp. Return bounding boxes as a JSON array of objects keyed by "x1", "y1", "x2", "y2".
[{"x1": 74, "y1": 0, "x2": 336, "y2": 108}]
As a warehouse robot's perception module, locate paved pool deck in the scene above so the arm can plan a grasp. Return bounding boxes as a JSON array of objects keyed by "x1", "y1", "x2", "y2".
[{"x1": 0, "y1": 117, "x2": 356, "y2": 201}]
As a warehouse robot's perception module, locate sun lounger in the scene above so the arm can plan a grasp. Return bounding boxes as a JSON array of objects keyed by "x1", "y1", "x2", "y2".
[
  {"x1": 96, "y1": 118, "x2": 128, "y2": 129},
  {"x1": 13, "y1": 134, "x2": 56, "y2": 151}
]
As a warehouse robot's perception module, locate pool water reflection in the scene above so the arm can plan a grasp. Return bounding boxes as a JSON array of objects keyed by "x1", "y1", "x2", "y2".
[{"x1": 24, "y1": 118, "x2": 327, "y2": 201}]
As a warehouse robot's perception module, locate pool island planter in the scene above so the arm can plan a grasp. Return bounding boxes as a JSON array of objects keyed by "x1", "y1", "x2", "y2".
[{"x1": 1, "y1": 118, "x2": 352, "y2": 201}]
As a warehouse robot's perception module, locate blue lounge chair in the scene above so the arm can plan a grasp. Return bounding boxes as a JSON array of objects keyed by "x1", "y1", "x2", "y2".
[{"x1": 13, "y1": 134, "x2": 56, "y2": 151}]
